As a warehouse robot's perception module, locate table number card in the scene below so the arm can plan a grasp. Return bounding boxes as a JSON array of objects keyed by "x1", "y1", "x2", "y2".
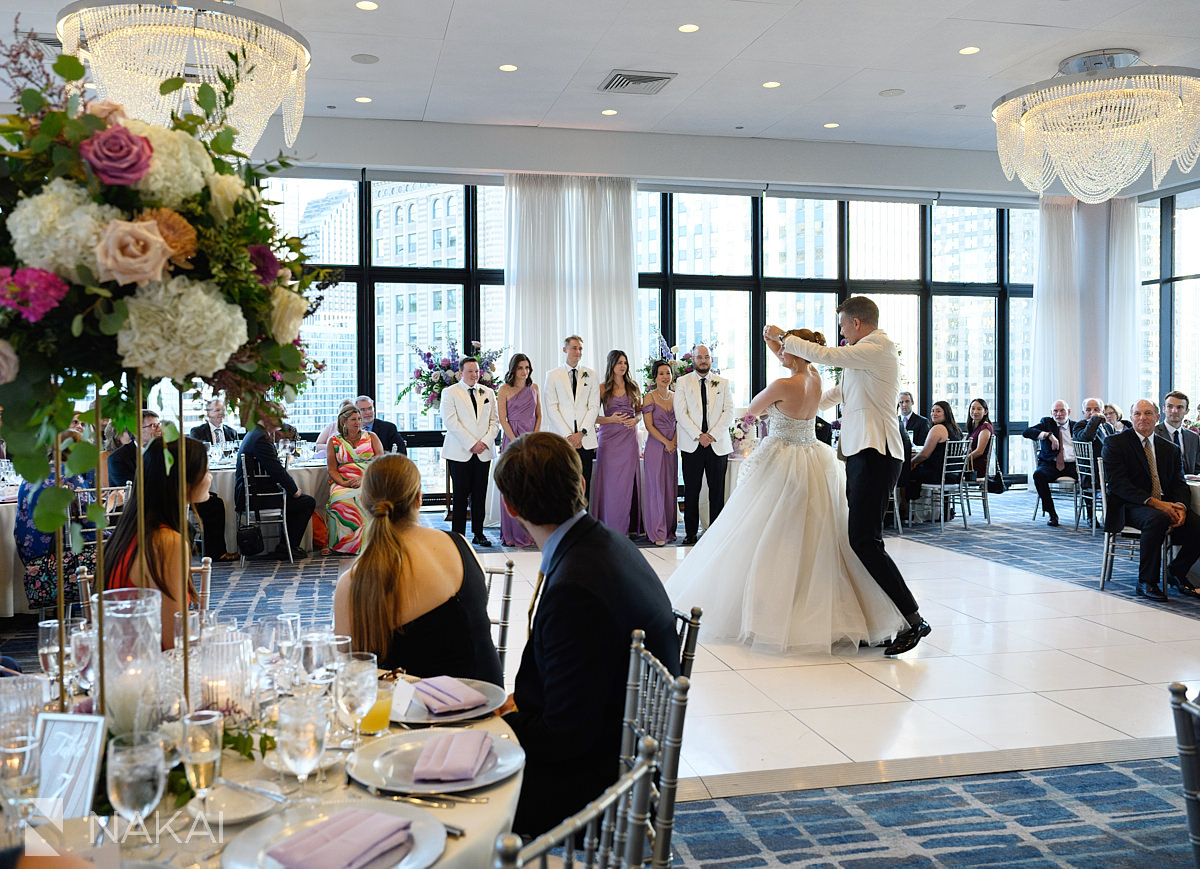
[{"x1": 36, "y1": 712, "x2": 106, "y2": 818}]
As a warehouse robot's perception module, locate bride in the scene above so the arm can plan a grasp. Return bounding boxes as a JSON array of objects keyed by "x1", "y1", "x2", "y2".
[{"x1": 668, "y1": 329, "x2": 908, "y2": 654}]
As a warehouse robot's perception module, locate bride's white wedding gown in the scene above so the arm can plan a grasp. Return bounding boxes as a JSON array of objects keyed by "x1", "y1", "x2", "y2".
[{"x1": 668, "y1": 404, "x2": 908, "y2": 654}]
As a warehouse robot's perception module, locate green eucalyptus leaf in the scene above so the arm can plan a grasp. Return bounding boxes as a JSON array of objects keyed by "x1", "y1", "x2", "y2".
[
  {"x1": 75, "y1": 263, "x2": 96, "y2": 285},
  {"x1": 163, "y1": 448, "x2": 174, "y2": 476},
  {"x1": 53, "y1": 55, "x2": 86, "y2": 82},
  {"x1": 162, "y1": 421, "x2": 180, "y2": 444},
  {"x1": 67, "y1": 94, "x2": 80, "y2": 116},
  {"x1": 98, "y1": 299, "x2": 128, "y2": 335},
  {"x1": 196, "y1": 83, "x2": 217, "y2": 113},
  {"x1": 71, "y1": 314, "x2": 83, "y2": 337},
  {"x1": 280, "y1": 371, "x2": 305, "y2": 385},
  {"x1": 65, "y1": 441, "x2": 98, "y2": 476},
  {"x1": 68, "y1": 522, "x2": 84, "y2": 555},
  {"x1": 19, "y1": 89, "x2": 44, "y2": 114},
  {"x1": 278, "y1": 343, "x2": 302, "y2": 369},
  {"x1": 160, "y1": 77, "x2": 185, "y2": 95},
  {"x1": 85, "y1": 502, "x2": 108, "y2": 530},
  {"x1": 85, "y1": 285, "x2": 112, "y2": 298},
  {"x1": 29, "y1": 133, "x2": 52, "y2": 154},
  {"x1": 32, "y1": 486, "x2": 74, "y2": 533},
  {"x1": 211, "y1": 127, "x2": 235, "y2": 154},
  {"x1": 40, "y1": 112, "x2": 64, "y2": 138},
  {"x1": 79, "y1": 114, "x2": 105, "y2": 132}
]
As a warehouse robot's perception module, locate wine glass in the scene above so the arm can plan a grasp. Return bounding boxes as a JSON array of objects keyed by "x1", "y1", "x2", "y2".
[
  {"x1": 37, "y1": 617, "x2": 84, "y2": 689},
  {"x1": 276, "y1": 696, "x2": 327, "y2": 803},
  {"x1": 181, "y1": 710, "x2": 223, "y2": 818},
  {"x1": 334, "y1": 652, "x2": 377, "y2": 750},
  {"x1": 69, "y1": 628, "x2": 95, "y2": 699},
  {"x1": 0, "y1": 724, "x2": 39, "y2": 846},
  {"x1": 297, "y1": 632, "x2": 332, "y2": 685},
  {"x1": 106, "y1": 732, "x2": 164, "y2": 859}
]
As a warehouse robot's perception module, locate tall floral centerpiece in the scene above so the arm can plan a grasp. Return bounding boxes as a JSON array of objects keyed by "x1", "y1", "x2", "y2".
[
  {"x1": 640, "y1": 334, "x2": 719, "y2": 392},
  {"x1": 0, "y1": 32, "x2": 336, "y2": 535},
  {"x1": 399, "y1": 340, "x2": 506, "y2": 414}
]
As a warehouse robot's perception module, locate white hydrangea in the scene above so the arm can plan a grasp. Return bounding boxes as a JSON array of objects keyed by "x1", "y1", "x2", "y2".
[
  {"x1": 125, "y1": 119, "x2": 214, "y2": 209},
  {"x1": 7, "y1": 178, "x2": 121, "y2": 282},
  {"x1": 117, "y1": 275, "x2": 248, "y2": 382}
]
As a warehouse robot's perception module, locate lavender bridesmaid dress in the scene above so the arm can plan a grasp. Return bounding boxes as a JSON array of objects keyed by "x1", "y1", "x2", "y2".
[
  {"x1": 593, "y1": 393, "x2": 642, "y2": 535},
  {"x1": 642, "y1": 399, "x2": 678, "y2": 544},
  {"x1": 500, "y1": 386, "x2": 538, "y2": 546}
]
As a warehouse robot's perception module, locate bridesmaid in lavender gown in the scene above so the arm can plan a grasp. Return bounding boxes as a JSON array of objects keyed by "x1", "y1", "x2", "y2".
[
  {"x1": 497, "y1": 353, "x2": 541, "y2": 547},
  {"x1": 642, "y1": 360, "x2": 678, "y2": 545},
  {"x1": 593, "y1": 350, "x2": 642, "y2": 535}
]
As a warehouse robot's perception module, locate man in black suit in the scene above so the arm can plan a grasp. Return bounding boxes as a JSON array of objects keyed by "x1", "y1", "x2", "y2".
[
  {"x1": 110, "y1": 411, "x2": 234, "y2": 560},
  {"x1": 355, "y1": 395, "x2": 406, "y2": 455},
  {"x1": 898, "y1": 391, "x2": 930, "y2": 444},
  {"x1": 1102, "y1": 399, "x2": 1200, "y2": 601},
  {"x1": 234, "y1": 422, "x2": 315, "y2": 559},
  {"x1": 1024, "y1": 400, "x2": 1078, "y2": 527},
  {"x1": 1156, "y1": 391, "x2": 1200, "y2": 475},
  {"x1": 189, "y1": 398, "x2": 238, "y2": 445},
  {"x1": 493, "y1": 431, "x2": 680, "y2": 838}
]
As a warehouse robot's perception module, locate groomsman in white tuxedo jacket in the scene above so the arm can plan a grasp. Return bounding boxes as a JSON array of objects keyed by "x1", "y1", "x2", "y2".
[
  {"x1": 675, "y1": 345, "x2": 734, "y2": 545},
  {"x1": 442, "y1": 357, "x2": 500, "y2": 545},
  {"x1": 543, "y1": 335, "x2": 601, "y2": 494}
]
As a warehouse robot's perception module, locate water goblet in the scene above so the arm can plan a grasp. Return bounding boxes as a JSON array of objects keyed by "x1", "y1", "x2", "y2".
[
  {"x1": 334, "y1": 652, "x2": 378, "y2": 750},
  {"x1": 0, "y1": 724, "x2": 38, "y2": 846},
  {"x1": 297, "y1": 632, "x2": 332, "y2": 685},
  {"x1": 37, "y1": 617, "x2": 84, "y2": 688},
  {"x1": 276, "y1": 696, "x2": 328, "y2": 804},
  {"x1": 105, "y1": 732, "x2": 164, "y2": 859},
  {"x1": 181, "y1": 711, "x2": 223, "y2": 818},
  {"x1": 69, "y1": 628, "x2": 95, "y2": 699}
]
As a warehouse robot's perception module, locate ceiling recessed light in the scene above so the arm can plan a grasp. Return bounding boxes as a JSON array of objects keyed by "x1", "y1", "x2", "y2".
[
  {"x1": 762, "y1": 81, "x2": 781, "y2": 89},
  {"x1": 601, "y1": 109, "x2": 618, "y2": 116},
  {"x1": 879, "y1": 88, "x2": 905, "y2": 97},
  {"x1": 953, "y1": 104, "x2": 966, "y2": 110},
  {"x1": 823, "y1": 122, "x2": 840, "y2": 128},
  {"x1": 355, "y1": 96, "x2": 372, "y2": 103},
  {"x1": 498, "y1": 64, "x2": 518, "y2": 72},
  {"x1": 326, "y1": 105, "x2": 336, "y2": 110},
  {"x1": 678, "y1": 24, "x2": 699, "y2": 33},
  {"x1": 351, "y1": 53, "x2": 379, "y2": 64},
  {"x1": 355, "y1": 1, "x2": 378, "y2": 9},
  {"x1": 735, "y1": 125, "x2": 744, "y2": 130},
  {"x1": 958, "y1": 46, "x2": 980, "y2": 55}
]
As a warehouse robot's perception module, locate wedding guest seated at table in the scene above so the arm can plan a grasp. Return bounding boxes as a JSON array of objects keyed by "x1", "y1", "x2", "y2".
[
  {"x1": 493, "y1": 431, "x2": 680, "y2": 838},
  {"x1": 907, "y1": 400, "x2": 962, "y2": 507},
  {"x1": 324, "y1": 404, "x2": 383, "y2": 556},
  {"x1": 965, "y1": 398, "x2": 994, "y2": 480},
  {"x1": 1074, "y1": 396, "x2": 1115, "y2": 456},
  {"x1": 1104, "y1": 403, "x2": 1131, "y2": 434},
  {"x1": 1024, "y1": 400, "x2": 1078, "y2": 527},
  {"x1": 235, "y1": 420, "x2": 315, "y2": 559},
  {"x1": 1102, "y1": 399, "x2": 1200, "y2": 601},
  {"x1": 189, "y1": 397, "x2": 238, "y2": 446},
  {"x1": 314, "y1": 399, "x2": 355, "y2": 451},
  {"x1": 103, "y1": 437, "x2": 209, "y2": 649},
  {"x1": 332, "y1": 454, "x2": 501, "y2": 682},
  {"x1": 356, "y1": 395, "x2": 407, "y2": 455}
]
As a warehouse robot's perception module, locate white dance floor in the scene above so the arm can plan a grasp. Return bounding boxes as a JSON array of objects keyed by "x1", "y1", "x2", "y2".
[{"x1": 479, "y1": 536, "x2": 1200, "y2": 801}]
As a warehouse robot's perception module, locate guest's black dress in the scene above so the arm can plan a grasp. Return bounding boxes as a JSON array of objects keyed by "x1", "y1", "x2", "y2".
[
  {"x1": 380, "y1": 532, "x2": 503, "y2": 686},
  {"x1": 908, "y1": 429, "x2": 950, "y2": 498}
]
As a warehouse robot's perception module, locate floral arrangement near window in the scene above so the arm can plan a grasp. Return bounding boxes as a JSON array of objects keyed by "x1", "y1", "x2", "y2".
[
  {"x1": 0, "y1": 29, "x2": 339, "y2": 534},
  {"x1": 640, "y1": 334, "x2": 720, "y2": 391},
  {"x1": 398, "y1": 339, "x2": 507, "y2": 413}
]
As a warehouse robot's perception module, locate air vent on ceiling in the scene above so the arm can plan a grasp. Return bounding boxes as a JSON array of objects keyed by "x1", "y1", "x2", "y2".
[{"x1": 598, "y1": 69, "x2": 677, "y2": 95}]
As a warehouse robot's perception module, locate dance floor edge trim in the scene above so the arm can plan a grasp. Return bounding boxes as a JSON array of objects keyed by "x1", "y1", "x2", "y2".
[{"x1": 674, "y1": 734, "x2": 1176, "y2": 802}]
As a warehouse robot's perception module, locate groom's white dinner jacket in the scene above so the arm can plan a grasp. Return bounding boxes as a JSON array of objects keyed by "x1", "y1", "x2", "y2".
[
  {"x1": 781, "y1": 330, "x2": 905, "y2": 461},
  {"x1": 543, "y1": 364, "x2": 600, "y2": 451},
  {"x1": 441, "y1": 380, "x2": 500, "y2": 463},
  {"x1": 675, "y1": 371, "x2": 734, "y2": 456}
]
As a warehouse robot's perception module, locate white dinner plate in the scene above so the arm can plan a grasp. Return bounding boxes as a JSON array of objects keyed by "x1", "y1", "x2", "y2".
[
  {"x1": 262, "y1": 750, "x2": 342, "y2": 774},
  {"x1": 185, "y1": 779, "x2": 283, "y2": 826},
  {"x1": 390, "y1": 678, "x2": 506, "y2": 725},
  {"x1": 221, "y1": 800, "x2": 445, "y2": 869},
  {"x1": 347, "y1": 730, "x2": 524, "y2": 795}
]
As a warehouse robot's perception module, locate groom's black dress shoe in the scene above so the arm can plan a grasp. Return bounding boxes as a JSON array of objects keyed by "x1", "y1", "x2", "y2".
[
  {"x1": 884, "y1": 620, "x2": 931, "y2": 657},
  {"x1": 682, "y1": 536, "x2": 698, "y2": 546},
  {"x1": 472, "y1": 535, "x2": 492, "y2": 547},
  {"x1": 1136, "y1": 582, "x2": 1168, "y2": 602}
]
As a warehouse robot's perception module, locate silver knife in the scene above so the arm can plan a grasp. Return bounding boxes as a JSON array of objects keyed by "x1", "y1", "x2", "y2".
[{"x1": 215, "y1": 777, "x2": 288, "y2": 803}]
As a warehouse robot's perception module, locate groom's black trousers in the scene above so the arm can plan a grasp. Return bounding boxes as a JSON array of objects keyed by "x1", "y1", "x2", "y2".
[
  {"x1": 845, "y1": 448, "x2": 918, "y2": 617},
  {"x1": 682, "y1": 444, "x2": 727, "y2": 539}
]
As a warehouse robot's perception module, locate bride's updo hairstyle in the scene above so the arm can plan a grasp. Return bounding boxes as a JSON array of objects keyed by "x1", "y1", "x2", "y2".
[
  {"x1": 351, "y1": 454, "x2": 422, "y2": 657},
  {"x1": 783, "y1": 328, "x2": 826, "y2": 346}
]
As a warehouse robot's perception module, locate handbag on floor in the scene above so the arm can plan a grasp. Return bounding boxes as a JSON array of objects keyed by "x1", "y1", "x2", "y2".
[{"x1": 236, "y1": 525, "x2": 265, "y2": 556}]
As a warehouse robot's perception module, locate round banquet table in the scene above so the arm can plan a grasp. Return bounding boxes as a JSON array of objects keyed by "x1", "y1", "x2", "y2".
[{"x1": 208, "y1": 461, "x2": 330, "y2": 553}]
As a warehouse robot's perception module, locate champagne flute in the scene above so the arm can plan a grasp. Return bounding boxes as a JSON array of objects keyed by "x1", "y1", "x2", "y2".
[
  {"x1": 334, "y1": 652, "x2": 377, "y2": 750},
  {"x1": 277, "y1": 697, "x2": 327, "y2": 804},
  {"x1": 106, "y1": 733, "x2": 164, "y2": 859},
  {"x1": 181, "y1": 710, "x2": 223, "y2": 817},
  {"x1": 37, "y1": 617, "x2": 84, "y2": 688},
  {"x1": 0, "y1": 726, "x2": 39, "y2": 845},
  {"x1": 69, "y1": 628, "x2": 95, "y2": 698}
]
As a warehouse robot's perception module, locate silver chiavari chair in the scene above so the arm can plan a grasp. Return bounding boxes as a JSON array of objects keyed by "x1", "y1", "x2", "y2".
[
  {"x1": 190, "y1": 556, "x2": 213, "y2": 612},
  {"x1": 238, "y1": 453, "x2": 292, "y2": 565},
  {"x1": 672, "y1": 606, "x2": 702, "y2": 679},
  {"x1": 1168, "y1": 683, "x2": 1200, "y2": 869},
  {"x1": 620, "y1": 629, "x2": 691, "y2": 869},
  {"x1": 484, "y1": 559, "x2": 515, "y2": 679},
  {"x1": 911, "y1": 438, "x2": 970, "y2": 530},
  {"x1": 960, "y1": 433, "x2": 994, "y2": 525},
  {"x1": 493, "y1": 737, "x2": 658, "y2": 869},
  {"x1": 1073, "y1": 440, "x2": 1101, "y2": 535},
  {"x1": 1096, "y1": 461, "x2": 1171, "y2": 593}
]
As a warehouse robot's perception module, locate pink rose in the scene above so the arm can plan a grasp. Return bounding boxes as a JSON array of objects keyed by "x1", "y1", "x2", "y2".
[
  {"x1": 0, "y1": 267, "x2": 70, "y2": 323},
  {"x1": 79, "y1": 125, "x2": 153, "y2": 186},
  {"x1": 94, "y1": 220, "x2": 172, "y2": 287},
  {"x1": 85, "y1": 100, "x2": 128, "y2": 125}
]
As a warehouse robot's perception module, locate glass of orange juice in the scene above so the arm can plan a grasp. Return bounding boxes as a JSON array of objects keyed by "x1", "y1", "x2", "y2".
[{"x1": 359, "y1": 680, "x2": 394, "y2": 736}]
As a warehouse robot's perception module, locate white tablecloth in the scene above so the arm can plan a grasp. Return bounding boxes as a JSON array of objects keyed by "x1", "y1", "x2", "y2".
[
  {"x1": 209, "y1": 463, "x2": 330, "y2": 552},
  {"x1": 0, "y1": 500, "x2": 28, "y2": 617}
]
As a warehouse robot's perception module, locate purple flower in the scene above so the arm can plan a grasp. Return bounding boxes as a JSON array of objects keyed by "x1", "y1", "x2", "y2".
[
  {"x1": 79, "y1": 124, "x2": 153, "y2": 186},
  {"x1": 0, "y1": 267, "x2": 71, "y2": 323},
  {"x1": 413, "y1": 368, "x2": 422, "y2": 377},
  {"x1": 247, "y1": 245, "x2": 280, "y2": 287},
  {"x1": 440, "y1": 357, "x2": 451, "y2": 368}
]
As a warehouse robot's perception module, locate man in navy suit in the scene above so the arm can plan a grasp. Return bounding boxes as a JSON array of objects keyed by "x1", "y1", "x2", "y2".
[
  {"x1": 355, "y1": 395, "x2": 406, "y2": 455},
  {"x1": 1102, "y1": 399, "x2": 1200, "y2": 601},
  {"x1": 234, "y1": 422, "x2": 314, "y2": 559},
  {"x1": 494, "y1": 431, "x2": 680, "y2": 838},
  {"x1": 1023, "y1": 400, "x2": 1078, "y2": 527},
  {"x1": 189, "y1": 398, "x2": 238, "y2": 445}
]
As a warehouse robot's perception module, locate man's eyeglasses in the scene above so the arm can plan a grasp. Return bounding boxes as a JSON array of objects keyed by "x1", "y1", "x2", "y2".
[{"x1": 141, "y1": 421, "x2": 162, "y2": 431}]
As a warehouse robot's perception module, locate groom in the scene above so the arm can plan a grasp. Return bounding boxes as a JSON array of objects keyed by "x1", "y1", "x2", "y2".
[{"x1": 766, "y1": 297, "x2": 931, "y2": 656}]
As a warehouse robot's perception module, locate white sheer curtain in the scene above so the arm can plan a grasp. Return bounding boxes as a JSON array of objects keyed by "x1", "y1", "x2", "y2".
[
  {"x1": 1106, "y1": 197, "x2": 1141, "y2": 409},
  {"x1": 504, "y1": 174, "x2": 638, "y2": 385},
  {"x1": 1031, "y1": 197, "x2": 1080, "y2": 419}
]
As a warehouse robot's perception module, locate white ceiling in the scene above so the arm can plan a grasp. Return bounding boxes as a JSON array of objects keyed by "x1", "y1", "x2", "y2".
[{"x1": 15, "y1": 0, "x2": 1200, "y2": 156}]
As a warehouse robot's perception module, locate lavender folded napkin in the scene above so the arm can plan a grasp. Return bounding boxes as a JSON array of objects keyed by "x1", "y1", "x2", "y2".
[
  {"x1": 412, "y1": 730, "x2": 492, "y2": 782},
  {"x1": 266, "y1": 807, "x2": 412, "y2": 869},
  {"x1": 414, "y1": 675, "x2": 488, "y2": 714}
]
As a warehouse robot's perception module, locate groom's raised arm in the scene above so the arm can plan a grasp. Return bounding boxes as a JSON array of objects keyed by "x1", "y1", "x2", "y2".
[{"x1": 780, "y1": 333, "x2": 882, "y2": 370}]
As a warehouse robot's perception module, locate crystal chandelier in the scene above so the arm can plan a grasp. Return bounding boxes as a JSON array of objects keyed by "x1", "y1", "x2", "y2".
[
  {"x1": 992, "y1": 50, "x2": 1200, "y2": 204},
  {"x1": 56, "y1": 0, "x2": 310, "y2": 154}
]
